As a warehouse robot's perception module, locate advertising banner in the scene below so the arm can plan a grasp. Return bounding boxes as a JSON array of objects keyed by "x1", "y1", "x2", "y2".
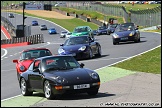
[{"x1": 25, "y1": 4, "x2": 44, "y2": 10}]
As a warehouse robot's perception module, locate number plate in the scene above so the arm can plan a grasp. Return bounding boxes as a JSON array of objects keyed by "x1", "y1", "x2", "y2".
[
  {"x1": 120, "y1": 37, "x2": 128, "y2": 40},
  {"x1": 74, "y1": 84, "x2": 90, "y2": 89},
  {"x1": 68, "y1": 53, "x2": 76, "y2": 56}
]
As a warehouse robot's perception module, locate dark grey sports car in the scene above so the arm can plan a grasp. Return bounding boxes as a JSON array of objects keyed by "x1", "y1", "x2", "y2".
[{"x1": 18, "y1": 55, "x2": 100, "y2": 100}]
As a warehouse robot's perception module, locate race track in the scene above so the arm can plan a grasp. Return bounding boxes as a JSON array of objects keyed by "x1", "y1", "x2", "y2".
[{"x1": 1, "y1": 12, "x2": 161, "y2": 107}]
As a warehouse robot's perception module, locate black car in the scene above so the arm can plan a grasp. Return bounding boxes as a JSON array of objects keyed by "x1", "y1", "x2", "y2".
[
  {"x1": 18, "y1": 55, "x2": 100, "y2": 99},
  {"x1": 58, "y1": 36, "x2": 102, "y2": 60},
  {"x1": 8, "y1": 13, "x2": 14, "y2": 18}
]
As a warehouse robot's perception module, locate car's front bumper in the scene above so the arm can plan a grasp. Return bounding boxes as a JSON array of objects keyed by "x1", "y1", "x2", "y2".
[
  {"x1": 113, "y1": 36, "x2": 136, "y2": 42},
  {"x1": 51, "y1": 82, "x2": 100, "y2": 95}
]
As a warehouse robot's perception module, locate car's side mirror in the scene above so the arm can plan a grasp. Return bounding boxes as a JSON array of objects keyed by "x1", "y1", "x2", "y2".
[
  {"x1": 80, "y1": 63, "x2": 85, "y2": 68},
  {"x1": 60, "y1": 44, "x2": 64, "y2": 46},
  {"x1": 33, "y1": 68, "x2": 40, "y2": 72},
  {"x1": 13, "y1": 59, "x2": 18, "y2": 63}
]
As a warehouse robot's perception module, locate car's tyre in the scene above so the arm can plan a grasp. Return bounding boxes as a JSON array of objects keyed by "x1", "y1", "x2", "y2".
[
  {"x1": 87, "y1": 88, "x2": 99, "y2": 96},
  {"x1": 134, "y1": 36, "x2": 139, "y2": 43},
  {"x1": 44, "y1": 80, "x2": 55, "y2": 100},
  {"x1": 107, "y1": 31, "x2": 110, "y2": 35},
  {"x1": 88, "y1": 48, "x2": 93, "y2": 59},
  {"x1": 20, "y1": 78, "x2": 33, "y2": 96},
  {"x1": 96, "y1": 46, "x2": 101, "y2": 57}
]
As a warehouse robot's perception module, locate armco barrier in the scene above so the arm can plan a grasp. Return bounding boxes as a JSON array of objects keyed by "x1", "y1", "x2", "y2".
[{"x1": 1, "y1": 34, "x2": 44, "y2": 45}]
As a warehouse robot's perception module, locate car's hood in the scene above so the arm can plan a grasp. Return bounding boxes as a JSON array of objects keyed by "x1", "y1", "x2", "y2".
[
  {"x1": 19, "y1": 59, "x2": 34, "y2": 68},
  {"x1": 61, "y1": 44, "x2": 88, "y2": 53},
  {"x1": 115, "y1": 30, "x2": 132, "y2": 37},
  {"x1": 47, "y1": 68, "x2": 95, "y2": 84},
  {"x1": 72, "y1": 32, "x2": 88, "y2": 36}
]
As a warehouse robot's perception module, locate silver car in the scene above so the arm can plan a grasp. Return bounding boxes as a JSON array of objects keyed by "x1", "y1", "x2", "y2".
[
  {"x1": 40, "y1": 25, "x2": 47, "y2": 30},
  {"x1": 60, "y1": 31, "x2": 68, "y2": 38}
]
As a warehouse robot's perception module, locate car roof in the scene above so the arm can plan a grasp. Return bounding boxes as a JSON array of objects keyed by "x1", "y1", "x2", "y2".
[{"x1": 22, "y1": 48, "x2": 50, "y2": 52}]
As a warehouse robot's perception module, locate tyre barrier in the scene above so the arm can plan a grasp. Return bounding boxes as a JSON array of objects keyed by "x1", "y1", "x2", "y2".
[{"x1": 1, "y1": 34, "x2": 44, "y2": 45}]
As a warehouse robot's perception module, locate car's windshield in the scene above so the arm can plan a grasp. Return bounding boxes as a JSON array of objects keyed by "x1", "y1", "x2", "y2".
[
  {"x1": 41, "y1": 25, "x2": 46, "y2": 27},
  {"x1": 98, "y1": 26, "x2": 106, "y2": 30},
  {"x1": 109, "y1": 24, "x2": 118, "y2": 28},
  {"x1": 20, "y1": 49, "x2": 52, "y2": 60},
  {"x1": 41, "y1": 56, "x2": 80, "y2": 72},
  {"x1": 62, "y1": 31, "x2": 67, "y2": 34},
  {"x1": 64, "y1": 36, "x2": 89, "y2": 45},
  {"x1": 74, "y1": 27, "x2": 88, "y2": 32},
  {"x1": 115, "y1": 25, "x2": 134, "y2": 32}
]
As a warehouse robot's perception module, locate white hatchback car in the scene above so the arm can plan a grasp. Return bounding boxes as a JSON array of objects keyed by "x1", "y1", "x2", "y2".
[{"x1": 60, "y1": 31, "x2": 68, "y2": 38}]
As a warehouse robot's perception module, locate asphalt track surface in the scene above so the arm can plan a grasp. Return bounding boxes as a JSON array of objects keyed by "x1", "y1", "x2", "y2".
[{"x1": 1, "y1": 12, "x2": 161, "y2": 107}]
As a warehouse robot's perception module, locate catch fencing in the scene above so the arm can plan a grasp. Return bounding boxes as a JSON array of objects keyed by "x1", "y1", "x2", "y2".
[
  {"x1": 130, "y1": 5, "x2": 161, "y2": 27},
  {"x1": 65, "y1": 1, "x2": 161, "y2": 27}
]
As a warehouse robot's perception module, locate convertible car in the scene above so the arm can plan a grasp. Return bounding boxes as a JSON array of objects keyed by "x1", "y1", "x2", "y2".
[
  {"x1": 13, "y1": 48, "x2": 52, "y2": 80},
  {"x1": 112, "y1": 23, "x2": 140, "y2": 45},
  {"x1": 107, "y1": 23, "x2": 119, "y2": 35},
  {"x1": 18, "y1": 55, "x2": 100, "y2": 99},
  {"x1": 71, "y1": 26, "x2": 94, "y2": 39},
  {"x1": 96, "y1": 26, "x2": 108, "y2": 35},
  {"x1": 58, "y1": 36, "x2": 102, "y2": 60}
]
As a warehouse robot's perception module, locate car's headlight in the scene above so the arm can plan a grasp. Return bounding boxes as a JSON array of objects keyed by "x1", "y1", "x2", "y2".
[
  {"x1": 113, "y1": 33, "x2": 119, "y2": 38},
  {"x1": 90, "y1": 72, "x2": 99, "y2": 79},
  {"x1": 78, "y1": 46, "x2": 86, "y2": 51},
  {"x1": 129, "y1": 31, "x2": 135, "y2": 36},
  {"x1": 58, "y1": 48, "x2": 65, "y2": 54},
  {"x1": 52, "y1": 76, "x2": 65, "y2": 83},
  {"x1": 19, "y1": 65, "x2": 25, "y2": 71}
]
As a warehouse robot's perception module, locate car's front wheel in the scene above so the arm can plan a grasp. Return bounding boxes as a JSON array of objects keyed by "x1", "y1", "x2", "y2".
[
  {"x1": 20, "y1": 78, "x2": 33, "y2": 96},
  {"x1": 44, "y1": 80, "x2": 55, "y2": 100},
  {"x1": 87, "y1": 88, "x2": 99, "y2": 96},
  {"x1": 88, "y1": 48, "x2": 93, "y2": 59},
  {"x1": 96, "y1": 46, "x2": 101, "y2": 57}
]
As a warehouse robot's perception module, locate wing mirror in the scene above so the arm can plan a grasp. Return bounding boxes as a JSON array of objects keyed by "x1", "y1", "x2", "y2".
[
  {"x1": 60, "y1": 44, "x2": 64, "y2": 46},
  {"x1": 33, "y1": 68, "x2": 40, "y2": 72},
  {"x1": 80, "y1": 63, "x2": 85, "y2": 68},
  {"x1": 13, "y1": 59, "x2": 18, "y2": 63}
]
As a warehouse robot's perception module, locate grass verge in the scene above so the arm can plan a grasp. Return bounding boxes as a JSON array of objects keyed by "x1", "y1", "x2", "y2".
[{"x1": 113, "y1": 47, "x2": 161, "y2": 74}]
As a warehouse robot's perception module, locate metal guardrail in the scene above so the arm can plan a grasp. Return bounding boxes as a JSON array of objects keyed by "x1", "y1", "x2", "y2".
[{"x1": 1, "y1": 34, "x2": 44, "y2": 45}]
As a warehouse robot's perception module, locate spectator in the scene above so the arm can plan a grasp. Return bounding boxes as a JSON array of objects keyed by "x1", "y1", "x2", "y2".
[{"x1": 132, "y1": 1, "x2": 134, "y2": 6}]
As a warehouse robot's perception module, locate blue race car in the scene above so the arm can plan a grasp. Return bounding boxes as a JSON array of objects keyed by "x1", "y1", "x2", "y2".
[
  {"x1": 48, "y1": 28, "x2": 57, "y2": 34},
  {"x1": 112, "y1": 23, "x2": 140, "y2": 45},
  {"x1": 32, "y1": 20, "x2": 38, "y2": 26},
  {"x1": 107, "y1": 23, "x2": 119, "y2": 35},
  {"x1": 96, "y1": 26, "x2": 108, "y2": 36},
  {"x1": 58, "y1": 35, "x2": 102, "y2": 60}
]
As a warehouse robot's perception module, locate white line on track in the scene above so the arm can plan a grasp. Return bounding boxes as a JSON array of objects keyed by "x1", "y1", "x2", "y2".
[
  {"x1": 95, "y1": 45, "x2": 161, "y2": 71},
  {"x1": 1, "y1": 48, "x2": 8, "y2": 58}
]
